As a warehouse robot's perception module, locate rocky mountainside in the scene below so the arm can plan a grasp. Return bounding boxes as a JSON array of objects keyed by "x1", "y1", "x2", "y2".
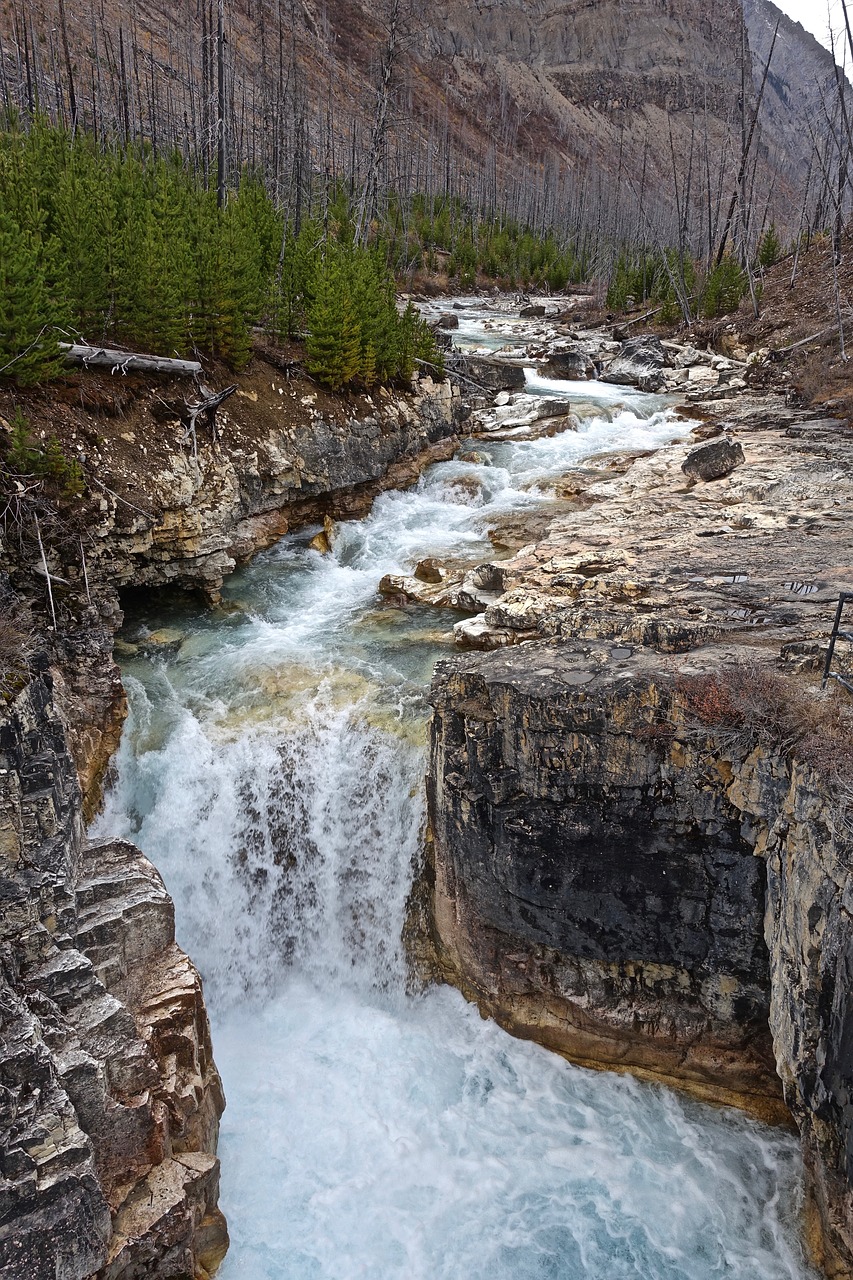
[
  {"x1": 0, "y1": 0, "x2": 840, "y2": 243},
  {"x1": 743, "y1": 0, "x2": 844, "y2": 209}
]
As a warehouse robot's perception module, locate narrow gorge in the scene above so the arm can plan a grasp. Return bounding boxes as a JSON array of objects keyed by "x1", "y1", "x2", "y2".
[{"x1": 3, "y1": 298, "x2": 851, "y2": 1277}]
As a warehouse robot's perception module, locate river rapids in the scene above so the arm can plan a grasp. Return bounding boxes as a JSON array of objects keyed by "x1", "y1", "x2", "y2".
[{"x1": 94, "y1": 304, "x2": 817, "y2": 1280}]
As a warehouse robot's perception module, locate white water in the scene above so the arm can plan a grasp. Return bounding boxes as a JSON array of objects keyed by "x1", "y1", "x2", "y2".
[{"x1": 95, "y1": 363, "x2": 817, "y2": 1280}]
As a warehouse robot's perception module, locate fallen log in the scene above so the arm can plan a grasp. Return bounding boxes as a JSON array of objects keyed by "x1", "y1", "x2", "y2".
[{"x1": 60, "y1": 343, "x2": 202, "y2": 376}]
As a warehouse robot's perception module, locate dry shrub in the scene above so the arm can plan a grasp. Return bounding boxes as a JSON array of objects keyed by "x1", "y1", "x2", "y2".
[
  {"x1": 0, "y1": 590, "x2": 35, "y2": 699},
  {"x1": 676, "y1": 660, "x2": 853, "y2": 781}
]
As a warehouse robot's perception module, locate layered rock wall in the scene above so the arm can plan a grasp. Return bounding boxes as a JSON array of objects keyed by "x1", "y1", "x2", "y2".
[
  {"x1": 82, "y1": 372, "x2": 464, "y2": 602},
  {"x1": 426, "y1": 642, "x2": 853, "y2": 1272},
  {"x1": 0, "y1": 675, "x2": 227, "y2": 1279}
]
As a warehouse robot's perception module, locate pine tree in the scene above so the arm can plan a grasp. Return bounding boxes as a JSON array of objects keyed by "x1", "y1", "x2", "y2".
[
  {"x1": 0, "y1": 209, "x2": 69, "y2": 384},
  {"x1": 53, "y1": 145, "x2": 116, "y2": 340},
  {"x1": 757, "y1": 223, "x2": 782, "y2": 270},
  {"x1": 305, "y1": 258, "x2": 362, "y2": 390}
]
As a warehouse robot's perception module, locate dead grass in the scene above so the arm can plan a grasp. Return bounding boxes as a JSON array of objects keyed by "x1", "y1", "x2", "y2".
[
  {"x1": 676, "y1": 661, "x2": 853, "y2": 780},
  {"x1": 0, "y1": 590, "x2": 36, "y2": 700}
]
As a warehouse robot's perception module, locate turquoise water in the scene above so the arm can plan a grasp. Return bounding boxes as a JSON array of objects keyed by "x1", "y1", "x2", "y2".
[{"x1": 95, "y1": 365, "x2": 816, "y2": 1280}]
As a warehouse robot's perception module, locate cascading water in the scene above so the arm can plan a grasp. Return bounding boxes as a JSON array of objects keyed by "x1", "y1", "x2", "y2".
[{"x1": 95, "y1": 354, "x2": 818, "y2": 1280}]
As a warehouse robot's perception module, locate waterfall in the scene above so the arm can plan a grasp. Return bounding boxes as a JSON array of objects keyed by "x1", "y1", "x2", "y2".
[{"x1": 94, "y1": 362, "x2": 818, "y2": 1280}]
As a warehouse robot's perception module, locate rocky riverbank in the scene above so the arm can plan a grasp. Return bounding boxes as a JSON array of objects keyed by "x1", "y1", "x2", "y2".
[
  {"x1": 408, "y1": 312, "x2": 853, "y2": 1276},
  {"x1": 0, "y1": 359, "x2": 466, "y2": 1277}
]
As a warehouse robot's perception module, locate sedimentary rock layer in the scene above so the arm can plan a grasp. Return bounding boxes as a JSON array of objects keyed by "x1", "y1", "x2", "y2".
[
  {"x1": 0, "y1": 675, "x2": 227, "y2": 1279},
  {"x1": 424, "y1": 392, "x2": 853, "y2": 1273}
]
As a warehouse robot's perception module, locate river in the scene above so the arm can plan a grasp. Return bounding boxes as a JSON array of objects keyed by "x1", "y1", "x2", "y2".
[{"x1": 93, "y1": 306, "x2": 817, "y2": 1280}]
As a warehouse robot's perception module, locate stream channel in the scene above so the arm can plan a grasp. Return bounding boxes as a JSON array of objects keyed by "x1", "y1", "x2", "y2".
[{"x1": 94, "y1": 301, "x2": 817, "y2": 1279}]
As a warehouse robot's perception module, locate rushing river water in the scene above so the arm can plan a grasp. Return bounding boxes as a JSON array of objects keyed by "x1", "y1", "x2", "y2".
[{"x1": 94, "y1": 319, "x2": 817, "y2": 1280}]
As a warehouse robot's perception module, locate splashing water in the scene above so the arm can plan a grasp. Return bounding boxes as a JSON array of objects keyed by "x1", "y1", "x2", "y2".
[{"x1": 96, "y1": 365, "x2": 817, "y2": 1280}]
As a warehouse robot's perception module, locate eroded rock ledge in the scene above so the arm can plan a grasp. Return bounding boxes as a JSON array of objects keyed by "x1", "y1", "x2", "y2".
[
  {"x1": 0, "y1": 674, "x2": 227, "y2": 1279},
  {"x1": 421, "y1": 390, "x2": 853, "y2": 1274},
  {"x1": 426, "y1": 642, "x2": 853, "y2": 1272}
]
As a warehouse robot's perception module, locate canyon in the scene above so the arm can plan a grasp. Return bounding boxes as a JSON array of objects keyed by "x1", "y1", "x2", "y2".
[{"x1": 1, "y1": 297, "x2": 851, "y2": 1276}]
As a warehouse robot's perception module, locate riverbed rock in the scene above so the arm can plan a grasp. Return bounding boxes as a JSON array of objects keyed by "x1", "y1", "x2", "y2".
[
  {"x1": 536, "y1": 349, "x2": 596, "y2": 380},
  {"x1": 415, "y1": 557, "x2": 446, "y2": 584},
  {"x1": 449, "y1": 354, "x2": 527, "y2": 392},
  {"x1": 436, "y1": 313, "x2": 459, "y2": 329},
  {"x1": 681, "y1": 436, "x2": 745, "y2": 482},
  {"x1": 601, "y1": 336, "x2": 670, "y2": 389},
  {"x1": 0, "y1": 676, "x2": 227, "y2": 1279}
]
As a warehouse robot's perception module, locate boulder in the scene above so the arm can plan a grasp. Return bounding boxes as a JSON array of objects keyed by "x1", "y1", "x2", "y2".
[
  {"x1": 601, "y1": 336, "x2": 670, "y2": 388},
  {"x1": 415, "y1": 557, "x2": 446, "y2": 584},
  {"x1": 536, "y1": 349, "x2": 596, "y2": 380},
  {"x1": 436, "y1": 312, "x2": 459, "y2": 330},
  {"x1": 450, "y1": 354, "x2": 526, "y2": 392},
  {"x1": 681, "y1": 437, "x2": 745, "y2": 482},
  {"x1": 520, "y1": 304, "x2": 546, "y2": 317}
]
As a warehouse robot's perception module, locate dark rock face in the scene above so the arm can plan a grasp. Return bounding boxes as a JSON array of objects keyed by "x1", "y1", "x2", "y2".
[
  {"x1": 536, "y1": 349, "x2": 595, "y2": 380},
  {"x1": 426, "y1": 646, "x2": 782, "y2": 1112},
  {"x1": 0, "y1": 678, "x2": 227, "y2": 1278},
  {"x1": 601, "y1": 336, "x2": 670, "y2": 390},
  {"x1": 425, "y1": 640, "x2": 853, "y2": 1272},
  {"x1": 682, "y1": 437, "x2": 745, "y2": 481}
]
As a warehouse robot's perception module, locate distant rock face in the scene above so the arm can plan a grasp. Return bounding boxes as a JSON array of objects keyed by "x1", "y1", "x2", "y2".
[
  {"x1": 744, "y1": 0, "x2": 845, "y2": 201},
  {"x1": 0, "y1": 676, "x2": 227, "y2": 1279}
]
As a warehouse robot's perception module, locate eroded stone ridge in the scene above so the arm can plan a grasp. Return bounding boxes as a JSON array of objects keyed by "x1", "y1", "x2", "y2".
[
  {"x1": 421, "y1": 384, "x2": 853, "y2": 1274},
  {"x1": 0, "y1": 677, "x2": 226, "y2": 1279}
]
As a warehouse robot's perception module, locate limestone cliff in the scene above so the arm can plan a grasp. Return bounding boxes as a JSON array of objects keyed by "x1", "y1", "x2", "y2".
[
  {"x1": 418, "y1": 366, "x2": 853, "y2": 1274},
  {"x1": 70, "y1": 369, "x2": 464, "y2": 604},
  {"x1": 0, "y1": 673, "x2": 227, "y2": 1279},
  {"x1": 427, "y1": 644, "x2": 853, "y2": 1272}
]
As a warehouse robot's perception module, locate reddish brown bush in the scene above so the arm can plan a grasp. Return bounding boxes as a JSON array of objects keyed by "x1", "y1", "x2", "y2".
[{"x1": 676, "y1": 661, "x2": 853, "y2": 780}]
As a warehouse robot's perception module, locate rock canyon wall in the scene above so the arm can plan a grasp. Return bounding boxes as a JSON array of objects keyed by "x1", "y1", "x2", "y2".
[
  {"x1": 422, "y1": 373, "x2": 853, "y2": 1275},
  {"x1": 0, "y1": 673, "x2": 227, "y2": 1279}
]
